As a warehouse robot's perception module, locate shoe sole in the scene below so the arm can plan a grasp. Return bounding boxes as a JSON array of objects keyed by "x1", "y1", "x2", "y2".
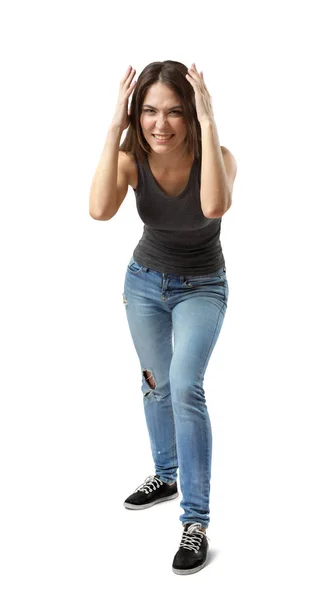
[
  {"x1": 172, "y1": 560, "x2": 207, "y2": 575},
  {"x1": 123, "y1": 492, "x2": 179, "y2": 510}
]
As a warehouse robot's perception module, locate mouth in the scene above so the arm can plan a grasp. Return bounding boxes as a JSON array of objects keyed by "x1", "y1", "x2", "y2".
[{"x1": 152, "y1": 134, "x2": 175, "y2": 143}]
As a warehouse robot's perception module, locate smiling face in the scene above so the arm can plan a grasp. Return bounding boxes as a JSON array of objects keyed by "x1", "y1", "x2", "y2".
[{"x1": 140, "y1": 82, "x2": 188, "y2": 157}]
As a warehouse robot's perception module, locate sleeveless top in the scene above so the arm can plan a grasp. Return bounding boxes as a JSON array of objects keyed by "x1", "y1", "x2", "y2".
[{"x1": 131, "y1": 152, "x2": 225, "y2": 275}]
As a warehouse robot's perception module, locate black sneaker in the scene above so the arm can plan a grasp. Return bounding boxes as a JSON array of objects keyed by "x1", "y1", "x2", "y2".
[
  {"x1": 123, "y1": 474, "x2": 179, "y2": 510},
  {"x1": 172, "y1": 522, "x2": 209, "y2": 575}
]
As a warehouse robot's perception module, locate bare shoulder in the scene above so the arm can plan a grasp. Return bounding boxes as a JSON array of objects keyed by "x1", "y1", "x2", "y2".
[
  {"x1": 220, "y1": 146, "x2": 237, "y2": 173},
  {"x1": 220, "y1": 146, "x2": 237, "y2": 195},
  {"x1": 221, "y1": 145, "x2": 236, "y2": 160},
  {"x1": 118, "y1": 151, "x2": 138, "y2": 190}
]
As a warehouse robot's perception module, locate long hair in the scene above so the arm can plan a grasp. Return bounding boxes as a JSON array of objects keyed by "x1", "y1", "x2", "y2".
[{"x1": 119, "y1": 60, "x2": 202, "y2": 164}]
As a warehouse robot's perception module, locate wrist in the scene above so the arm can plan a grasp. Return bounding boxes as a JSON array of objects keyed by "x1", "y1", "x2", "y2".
[
  {"x1": 199, "y1": 117, "x2": 215, "y2": 128},
  {"x1": 109, "y1": 122, "x2": 124, "y2": 134}
]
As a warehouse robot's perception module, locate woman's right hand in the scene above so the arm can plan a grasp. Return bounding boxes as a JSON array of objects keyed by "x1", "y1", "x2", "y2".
[{"x1": 111, "y1": 66, "x2": 137, "y2": 132}]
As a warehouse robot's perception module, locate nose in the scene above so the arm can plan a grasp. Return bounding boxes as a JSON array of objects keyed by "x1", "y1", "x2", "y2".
[{"x1": 155, "y1": 114, "x2": 168, "y2": 127}]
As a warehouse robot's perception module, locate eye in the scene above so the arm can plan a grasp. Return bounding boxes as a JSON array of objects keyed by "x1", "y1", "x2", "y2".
[{"x1": 143, "y1": 109, "x2": 182, "y2": 114}]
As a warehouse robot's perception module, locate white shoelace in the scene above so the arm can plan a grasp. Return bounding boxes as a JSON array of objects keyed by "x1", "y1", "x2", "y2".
[
  {"x1": 179, "y1": 523, "x2": 210, "y2": 553},
  {"x1": 136, "y1": 475, "x2": 163, "y2": 494}
]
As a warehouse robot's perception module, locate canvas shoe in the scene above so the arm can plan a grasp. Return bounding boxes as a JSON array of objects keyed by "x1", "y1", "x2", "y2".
[
  {"x1": 172, "y1": 522, "x2": 209, "y2": 575},
  {"x1": 124, "y1": 474, "x2": 179, "y2": 510}
]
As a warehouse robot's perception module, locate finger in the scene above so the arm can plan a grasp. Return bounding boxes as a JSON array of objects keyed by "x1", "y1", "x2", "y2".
[
  {"x1": 189, "y1": 66, "x2": 202, "y2": 83},
  {"x1": 122, "y1": 66, "x2": 136, "y2": 86},
  {"x1": 127, "y1": 68, "x2": 136, "y2": 82},
  {"x1": 121, "y1": 65, "x2": 132, "y2": 81},
  {"x1": 124, "y1": 74, "x2": 136, "y2": 93},
  {"x1": 193, "y1": 65, "x2": 203, "y2": 80},
  {"x1": 186, "y1": 72, "x2": 196, "y2": 86},
  {"x1": 187, "y1": 67, "x2": 198, "y2": 79},
  {"x1": 190, "y1": 63, "x2": 203, "y2": 80},
  {"x1": 124, "y1": 80, "x2": 136, "y2": 100}
]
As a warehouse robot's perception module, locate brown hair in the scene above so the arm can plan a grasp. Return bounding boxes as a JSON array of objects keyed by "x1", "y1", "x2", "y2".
[{"x1": 119, "y1": 60, "x2": 202, "y2": 164}]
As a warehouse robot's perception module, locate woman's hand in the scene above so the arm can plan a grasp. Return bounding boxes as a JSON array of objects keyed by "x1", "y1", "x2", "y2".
[
  {"x1": 186, "y1": 63, "x2": 214, "y2": 124},
  {"x1": 111, "y1": 65, "x2": 137, "y2": 132}
]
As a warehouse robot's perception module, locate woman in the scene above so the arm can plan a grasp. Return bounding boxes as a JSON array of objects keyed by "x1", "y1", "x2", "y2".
[{"x1": 89, "y1": 60, "x2": 237, "y2": 575}]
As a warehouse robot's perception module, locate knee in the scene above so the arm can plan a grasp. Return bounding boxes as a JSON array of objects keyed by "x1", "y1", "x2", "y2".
[
  {"x1": 143, "y1": 369, "x2": 156, "y2": 390},
  {"x1": 170, "y1": 374, "x2": 205, "y2": 406}
]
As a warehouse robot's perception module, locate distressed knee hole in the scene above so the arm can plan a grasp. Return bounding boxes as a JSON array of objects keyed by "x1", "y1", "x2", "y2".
[{"x1": 143, "y1": 369, "x2": 156, "y2": 389}]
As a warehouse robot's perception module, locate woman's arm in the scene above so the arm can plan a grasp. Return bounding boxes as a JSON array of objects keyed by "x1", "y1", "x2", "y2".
[
  {"x1": 185, "y1": 64, "x2": 237, "y2": 218},
  {"x1": 89, "y1": 124, "x2": 124, "y2": 220},
  {"x1": 200, "y1": 119, "x2": 237, "y2": 218}
]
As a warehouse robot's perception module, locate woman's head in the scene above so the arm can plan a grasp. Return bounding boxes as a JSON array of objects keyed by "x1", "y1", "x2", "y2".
[{"x1": 119, "y1": 60, "x2": 201, "y2": 163}]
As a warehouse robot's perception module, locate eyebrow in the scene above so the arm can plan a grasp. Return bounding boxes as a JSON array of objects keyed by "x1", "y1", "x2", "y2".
[{"x1": 142, "y1": 104, "x2": 183, "y2": 110}]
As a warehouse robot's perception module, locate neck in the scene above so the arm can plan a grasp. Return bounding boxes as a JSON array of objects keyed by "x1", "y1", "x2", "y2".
[{"x1": 147, "y1": 148, "x2": 195, "y2": 170}]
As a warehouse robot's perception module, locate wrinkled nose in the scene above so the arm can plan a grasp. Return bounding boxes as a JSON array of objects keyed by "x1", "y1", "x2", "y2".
[{"x1": 156, "y1": 114, "x2": 168, "y2": 127}]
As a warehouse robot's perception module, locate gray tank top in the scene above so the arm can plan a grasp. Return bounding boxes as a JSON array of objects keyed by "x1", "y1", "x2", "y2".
[{"x1": 132, "y1": 152, "x2": 225, "y2": 275}]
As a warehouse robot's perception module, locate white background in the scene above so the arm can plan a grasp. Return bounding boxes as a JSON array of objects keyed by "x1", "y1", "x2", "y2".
[{"x1": 1, "y1": 0, "x2": 330, "y2": 598}]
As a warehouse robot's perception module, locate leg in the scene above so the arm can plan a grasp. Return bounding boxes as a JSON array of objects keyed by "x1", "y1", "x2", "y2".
[
  {"x1": 143, "y1": 369, "x2": 156, "y2": 389},
  {"x1": 123, "y1": 271, "x2": 178, "y2": 484},
  {"x1": 170, "y1": 293, "x2": 228, "y2": 529}
]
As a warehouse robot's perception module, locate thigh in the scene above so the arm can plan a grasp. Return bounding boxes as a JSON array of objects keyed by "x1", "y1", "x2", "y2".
[
  {"x1": 123, "y1": 261, "x2": 173, "y2": 389},
  {"x1": 170, "y1": 284, "x2": 228, "y2": 384}
]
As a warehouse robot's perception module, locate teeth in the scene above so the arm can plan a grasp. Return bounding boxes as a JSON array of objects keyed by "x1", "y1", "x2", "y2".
[{"x1": 154, "y1": 134, "x2": 172, "y2": 139}]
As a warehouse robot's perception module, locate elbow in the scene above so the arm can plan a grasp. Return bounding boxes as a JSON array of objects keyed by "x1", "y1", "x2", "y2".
[
  {"x1": 204, "y1": 196, "x2": 232, "y2": 219},
  {"x1": 89, "y1": 210, "x2": 113, "y2": 221},
  {"x1": 203, "y1": 207, "x2": 222, "y2": 218},
  {"x1": 89, "y1": 207, "x2": 104, "y2": 220},
  {"x1": 89, "y1": 209, "x2": 101, "y2": 220},
  {"x1": 89, "y1": 199, "x2": 115, "y2": 221},
  {"x1": 90, "y1": 213, "x2": 114, "y2": 221},
  {"x1": 89, "y1": 198, "x2": 102, "y2": 220}
]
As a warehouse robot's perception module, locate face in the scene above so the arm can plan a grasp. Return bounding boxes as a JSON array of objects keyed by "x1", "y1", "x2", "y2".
[{"x1": 140, "y1": 82, "x2": 188, "y2": 155}]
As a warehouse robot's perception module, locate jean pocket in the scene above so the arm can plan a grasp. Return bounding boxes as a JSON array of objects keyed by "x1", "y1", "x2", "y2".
[
  {"x1": 127, "y1": 259, "x2": 143, "y2": 274},
  {"x1": 184, "y1": 273, "x2": 227, "y2": 287}
]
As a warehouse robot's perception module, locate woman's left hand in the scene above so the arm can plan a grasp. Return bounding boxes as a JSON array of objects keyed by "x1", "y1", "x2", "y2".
[{"x1": 186, "y1": 63, "x2": 214, "y2": 124}]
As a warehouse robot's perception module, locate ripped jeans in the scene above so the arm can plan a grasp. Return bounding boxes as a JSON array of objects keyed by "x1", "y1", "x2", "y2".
[{"x1": 122, "y1": 256, "x2": 229, "y2": 529}]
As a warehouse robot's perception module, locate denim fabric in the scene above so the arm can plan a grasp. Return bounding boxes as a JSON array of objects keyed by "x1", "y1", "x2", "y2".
[{"x1": 122, "y1": 256, "x2": 229, "y2": 529}]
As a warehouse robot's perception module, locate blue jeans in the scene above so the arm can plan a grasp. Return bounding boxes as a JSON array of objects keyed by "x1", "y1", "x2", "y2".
[{"x1": 122, "y1": 256, "x2": 229, "y2": 529}]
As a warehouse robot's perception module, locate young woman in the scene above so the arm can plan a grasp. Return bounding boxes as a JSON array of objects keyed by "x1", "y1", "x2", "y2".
[{"x1": 89, "y1": 60, "x2": 237, "y2": 575}]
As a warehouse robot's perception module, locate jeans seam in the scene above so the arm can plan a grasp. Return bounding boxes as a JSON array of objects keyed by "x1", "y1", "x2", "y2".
[{"x1": 198, "y1": 305, "x2": 226, "y2": 381}]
